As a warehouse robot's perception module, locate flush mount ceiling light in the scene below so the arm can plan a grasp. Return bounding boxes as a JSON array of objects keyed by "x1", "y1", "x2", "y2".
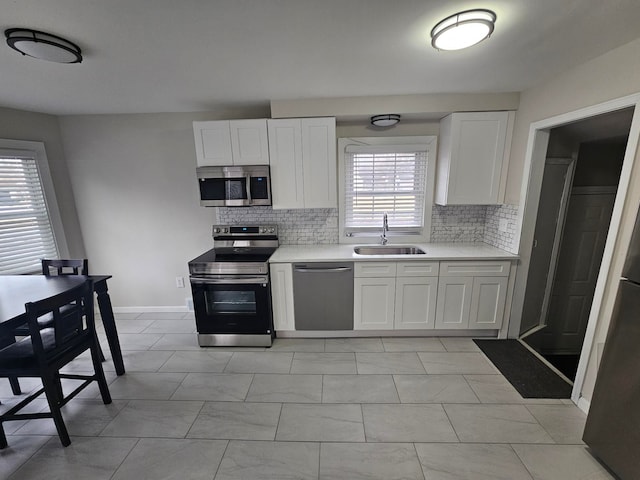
[
  {"x1": 431, "y1": 9, "x2": 496, "y2": 51},
  {"x1": 5, "y1": 28, "x2": 82, "y2": 63},
  {"x1": 371, "y1": 114, "x2": 401, "y2": 127}
]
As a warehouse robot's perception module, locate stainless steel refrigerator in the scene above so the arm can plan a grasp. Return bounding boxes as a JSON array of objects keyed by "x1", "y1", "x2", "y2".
[{"x1": 583, "y1": 211, "x2": 640, "y2": 479}]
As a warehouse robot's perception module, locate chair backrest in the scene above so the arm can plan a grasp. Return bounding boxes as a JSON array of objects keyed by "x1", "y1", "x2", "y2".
[
  {"x1": 41, "y1": 259, "x2": 89, "y2": 276},
  {"x1": 24, "y1": 279, "x2": 96, "y2": 364}
]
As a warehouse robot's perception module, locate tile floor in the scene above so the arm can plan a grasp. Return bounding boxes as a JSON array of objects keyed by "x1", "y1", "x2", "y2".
[{"x1": 0, "y1": 312, "x2": 615, "y2": 480}]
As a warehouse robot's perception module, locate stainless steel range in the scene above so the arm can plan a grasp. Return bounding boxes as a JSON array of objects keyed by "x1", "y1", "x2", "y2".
[{"x1": 188, "y1": 224, "x2": 278, "y2": 347}]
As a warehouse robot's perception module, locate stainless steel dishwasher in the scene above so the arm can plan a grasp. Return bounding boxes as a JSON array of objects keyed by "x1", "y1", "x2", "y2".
[{"x1": 292, "y1": 263, "x2": 354, "y2": 330}]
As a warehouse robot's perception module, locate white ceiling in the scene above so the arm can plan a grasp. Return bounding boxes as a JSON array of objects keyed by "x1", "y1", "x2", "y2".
[
  {"x1": 2, "y1": 0, "x2": 640, "y2": 116},
  {"x1": 553, "y1": 107, "x2": 634, "y2": 142}
]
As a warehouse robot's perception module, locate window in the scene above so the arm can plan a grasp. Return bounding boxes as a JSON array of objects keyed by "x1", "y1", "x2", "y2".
[
  {"x1": 338, "y1": 136, "x2": 436, "y2": 243},
  {"x1": 0, "y1": 141, "x2": 64, "y2": 274}
]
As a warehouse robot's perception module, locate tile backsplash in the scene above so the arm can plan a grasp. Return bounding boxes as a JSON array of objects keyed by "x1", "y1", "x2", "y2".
[
  {"x1": 218, "y1": 204, "x2": 520, "y2": 252},
  {"x1": 218, "y1": 207, "x2": 339, "y2": 245},
  {"x1": 484, "y1": 204, "x2": 519, "y2": 253},
  {"x1": 430, "y1": 205, "x2": 487, "y2": 243}
]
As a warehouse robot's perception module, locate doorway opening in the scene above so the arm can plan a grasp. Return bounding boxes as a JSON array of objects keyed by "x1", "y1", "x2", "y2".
[{"x1": 519, "y1": 108, "x2": 634, "y2": 382}]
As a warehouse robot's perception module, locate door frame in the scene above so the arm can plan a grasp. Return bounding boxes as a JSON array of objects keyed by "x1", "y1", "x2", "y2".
[{"x1": 509, "y1": 93, "x2": 640, "y2": 407}]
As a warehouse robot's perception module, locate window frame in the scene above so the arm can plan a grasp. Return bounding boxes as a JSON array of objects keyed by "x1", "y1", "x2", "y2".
[
  {"x1": 0, "y1": 139, "x2": 68, "y2": 274},
  {"x1": 338, "y1": 136, "x2": 437, "y2": 244}
]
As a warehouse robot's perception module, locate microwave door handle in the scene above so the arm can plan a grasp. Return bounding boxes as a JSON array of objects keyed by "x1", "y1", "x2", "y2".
[{"x1": 245, "y1": 175, "x2": 252, "y2": 203}]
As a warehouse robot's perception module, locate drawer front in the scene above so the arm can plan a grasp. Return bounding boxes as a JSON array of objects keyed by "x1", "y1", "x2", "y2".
[
  {"x1": 440, "y1": 261, "x2": 511, "y2": 277},
  {"x1": 396, "y1": 261, "x2": 439, "y2": 277},
  {"x1": 355, "y1": 262, "x2": 397, "y2": 278}
]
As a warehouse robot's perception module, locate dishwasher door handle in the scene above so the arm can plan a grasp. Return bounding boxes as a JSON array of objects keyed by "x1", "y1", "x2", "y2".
[{"x1": 294, "y1": 266, "x2": 352, "y2": 273}]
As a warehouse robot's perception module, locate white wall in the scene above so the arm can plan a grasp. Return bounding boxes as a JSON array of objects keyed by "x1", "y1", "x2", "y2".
[
  {"x1": 0, "y1": 107, "x2": 84, "y2": 257},
  {"x1": 504, "y1": 37, "x2": 640, "y2": 404},
  {"x1": 58, "y1": 108, "x2": 267, "y2": 309}
]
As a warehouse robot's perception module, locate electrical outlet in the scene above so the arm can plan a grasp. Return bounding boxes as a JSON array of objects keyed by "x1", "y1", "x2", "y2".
[
  {"x1": 175, "y1": 276, "x2": 185, "y2": 288},
  {"x1": 498, "y1": 218, "x2": 509, "y2": 233}
]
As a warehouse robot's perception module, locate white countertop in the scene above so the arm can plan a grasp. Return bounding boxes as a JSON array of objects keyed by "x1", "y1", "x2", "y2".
[{"x1": 269, "y1": 242, "x2": 518, "y2": 263}]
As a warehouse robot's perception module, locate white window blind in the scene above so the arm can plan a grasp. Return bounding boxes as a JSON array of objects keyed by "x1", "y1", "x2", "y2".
[
  {"x1": 0, "y1": 149, "x2": 58, "y2": 274},
  {"x1": 344, "y1": 146, "x2": 428, "y2": 232}
]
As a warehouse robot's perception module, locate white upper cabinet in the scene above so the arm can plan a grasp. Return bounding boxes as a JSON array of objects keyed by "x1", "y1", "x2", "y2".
[
  {"x1": 193, "y1": 121, "x2": 233, "y2": 166},
  {"x1": 435, "y1": 111, "x2": 514, "y2": 205},
  {"x1": 268, "y1": 117, "x2": 336, "y2": 209},
  {"x1": 267, "y1": 119, "x2": 305, "y2": 208},
  {"x1": 301, "y1": 118, "x2": 337, "y2": 208},
  {"x1": 193, "y1": 119, "x2": 269, "y2": 167},
  {"x1": 229, "y1": 120, "x2": 270, "y2": 165}
]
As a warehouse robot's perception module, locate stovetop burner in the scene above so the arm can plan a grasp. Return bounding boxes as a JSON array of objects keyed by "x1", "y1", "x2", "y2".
[
  {"x1": 188, "y1": 224, "x2": 279, "y2": 276},
  {"x1": 190, "y1": 249, "x2": 274, "y2": 264}
]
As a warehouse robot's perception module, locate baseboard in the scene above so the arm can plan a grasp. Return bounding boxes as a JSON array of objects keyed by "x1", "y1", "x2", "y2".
[
  {"x1": 276, "y1": 329, "x2": 499, "y2": 338},
  {"x1": 112, "y1": 306, "x2": 190, "y2": 314}
]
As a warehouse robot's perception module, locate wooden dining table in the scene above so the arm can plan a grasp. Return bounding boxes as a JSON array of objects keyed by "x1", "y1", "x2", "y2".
[{"x1": 0, "y1": 275, "x2": 126, "y2": 376}]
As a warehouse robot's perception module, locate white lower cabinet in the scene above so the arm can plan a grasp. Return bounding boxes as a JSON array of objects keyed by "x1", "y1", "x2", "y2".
[
  {"x1": 395, "y1": 277, "x2": 438, "y2": 329},
  {"x1": 353, "y1": 277, "x2": 396, "y2": 330},
  {"x1": 277, "y1": 258, "x2": 512, "y2": 333},
  {"x1": 469, "y1": 276, "x2": 509, "y2": 329},
  {"x1": 354, "y1": 261, "x2": 439, "y2": 330},
  {"x1": 436, "y1": 261, "x2": 510, "y2": 330},
  {"x1": 270, "y1": 263, "x2": 295, "y2": 331},
  {"x1": 434, "y1": 277, "x2": 474, "y2": 329}
]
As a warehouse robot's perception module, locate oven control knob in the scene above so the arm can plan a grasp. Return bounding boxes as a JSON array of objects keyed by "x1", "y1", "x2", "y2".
[
  {"x1": 224, "y1": 228, "x2": 229, "y2": 233},
  {"x1": 213, "y1": 228, "x2": 220, "y2": 233},
  {"x1": 260, "y1": 228, "x2": 266, "y2": 233},
  {"x1": 268, "y1": 228, "x2": 275, "y2": 233}
]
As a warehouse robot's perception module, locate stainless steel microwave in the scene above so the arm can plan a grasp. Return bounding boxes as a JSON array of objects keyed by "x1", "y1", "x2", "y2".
[{"x1": 196, "y1": 165, "x2": 271, "y2": 207}]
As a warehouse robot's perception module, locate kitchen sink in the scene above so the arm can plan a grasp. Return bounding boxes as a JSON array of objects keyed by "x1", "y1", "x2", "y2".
[{"x1": 354, "y1": 245, "x2": 426, "y2": 255}]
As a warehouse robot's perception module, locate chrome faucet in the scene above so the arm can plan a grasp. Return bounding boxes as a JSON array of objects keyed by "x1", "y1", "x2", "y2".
[{"x1": 380, "y1": 212, "x2": 389, "y2": 245}]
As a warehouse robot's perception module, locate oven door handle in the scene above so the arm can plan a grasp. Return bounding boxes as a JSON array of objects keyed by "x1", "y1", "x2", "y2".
[{"x1": 190, "y1": 276, "x2": 268, "y2": 285}]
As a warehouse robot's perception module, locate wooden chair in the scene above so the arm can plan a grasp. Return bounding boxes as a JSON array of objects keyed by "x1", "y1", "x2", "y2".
[
  {"x1": 41, "y1": 258, "x2": 88, "y2": 276},
  {"x1": 0, "y1": 279, "x2": 112, "y2": 448},
  {"x1": 9, "y1": 258, "x2": 104, "y2": 396},
  {"x1": 43, "y1": 258, "x2": 106, "y2": 359}
]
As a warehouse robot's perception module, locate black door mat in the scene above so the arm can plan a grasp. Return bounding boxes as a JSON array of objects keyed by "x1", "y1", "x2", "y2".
[{"x1": 473, "y1": 339, "x2": 572, "y2": 399}]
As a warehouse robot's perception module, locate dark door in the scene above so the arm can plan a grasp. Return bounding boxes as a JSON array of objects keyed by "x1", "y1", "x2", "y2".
[
  {"x1": 542, "y1": 190, "x2": 616, "y2": 353},
  {"x1": 520, "y1": 159, "x2": 573, "y2": 335}
]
